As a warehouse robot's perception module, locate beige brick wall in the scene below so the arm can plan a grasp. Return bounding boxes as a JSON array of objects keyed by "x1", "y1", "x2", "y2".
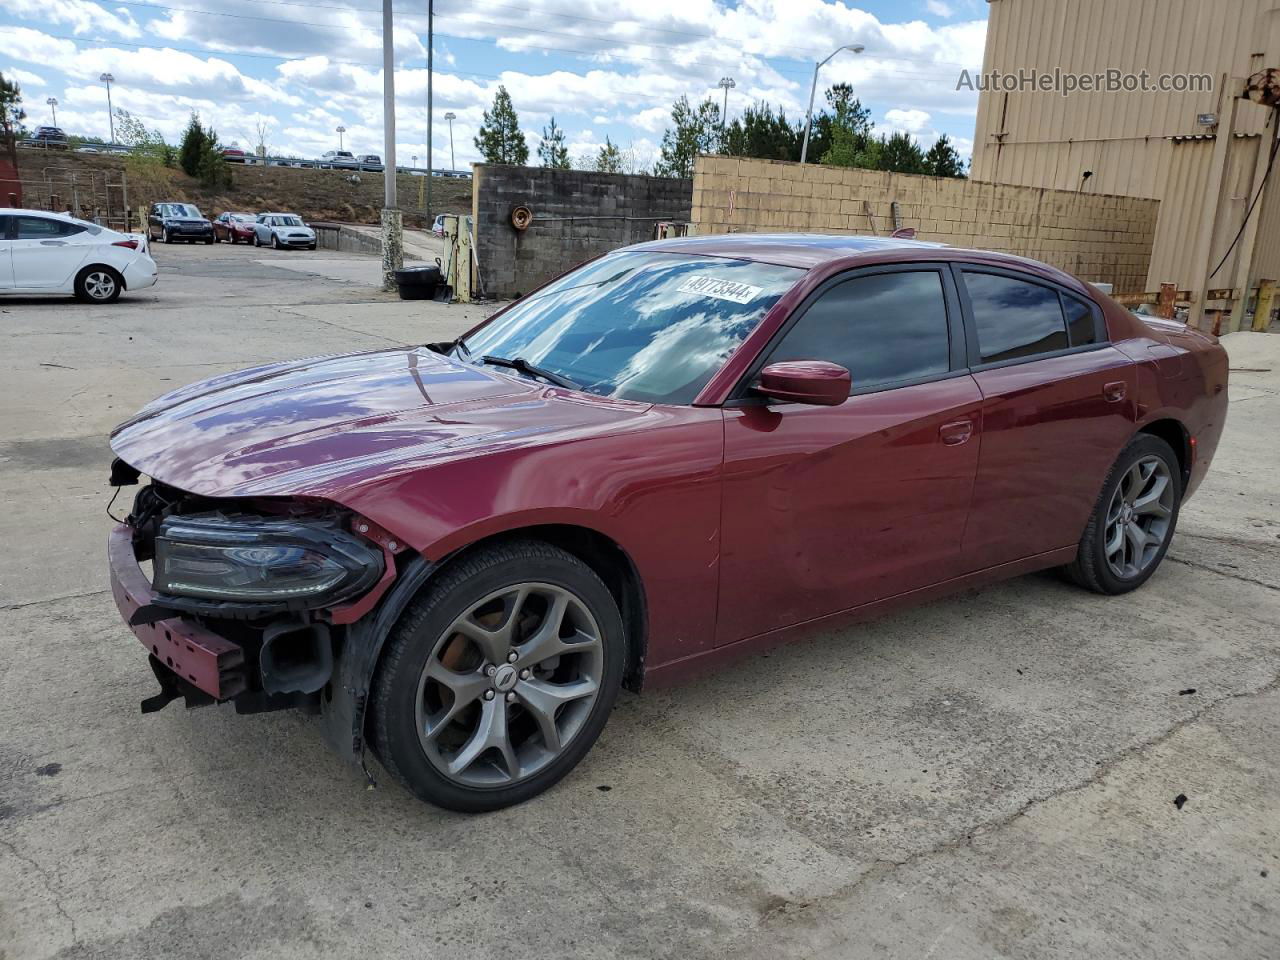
[{"x1": 691, "y1": 156, "x2": 1160, "y2": 294}]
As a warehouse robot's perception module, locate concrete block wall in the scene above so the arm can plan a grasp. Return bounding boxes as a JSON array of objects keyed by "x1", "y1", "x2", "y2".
[
  {"x1": 692, "y1": 156, "x2": 1160, "y2": 293},
  {"x1": 473, "y1": 165, "x2": 692, "y2": 298}
]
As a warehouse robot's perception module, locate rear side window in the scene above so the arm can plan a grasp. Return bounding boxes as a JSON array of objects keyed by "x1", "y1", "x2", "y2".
[
  {"x1": 1063, "y1": 294, "x2": 1099, "y2": 346},
  {"x1": 767, "y1": 270, "x2": 952, "y2": 393},
  {"x1": 963, "y1": 271, "x2": 1067, "y2": 364},
  {"x1": 15, "y1": 216, "x2": 86, "y2": 239}
]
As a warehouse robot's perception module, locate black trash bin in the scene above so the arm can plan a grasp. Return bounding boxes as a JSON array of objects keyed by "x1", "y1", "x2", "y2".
[{"x1": 394, "y1": 263, "x2": 443, "y2": 300}]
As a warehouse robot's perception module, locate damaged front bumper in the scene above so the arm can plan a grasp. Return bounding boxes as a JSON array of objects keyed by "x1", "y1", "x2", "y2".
[{"x1": 109, "y1": 523, "x2": 249, "y2": 707}]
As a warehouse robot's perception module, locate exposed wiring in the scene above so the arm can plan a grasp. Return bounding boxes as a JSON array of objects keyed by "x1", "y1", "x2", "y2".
[
  {"x1": 1208, "y1": 119, "x2": 1280, "y2": 282},
  {"x1": 106, "y1": 486, "x2": 124, "y2": 524}
]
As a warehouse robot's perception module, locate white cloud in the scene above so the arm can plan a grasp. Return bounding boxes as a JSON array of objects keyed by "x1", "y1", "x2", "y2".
[
  {"x1": 7, "y1": 0, "x2": 140, "y2": 39},
  {"x1": 925, "y1": 0, "x2": 954, "y2": 17},
  {"x1": 5, "y1": 69, "x2": 48, "y2": 89},
  {"x1": 884, "y1": 108, "x2": 931, "y2": 134}
]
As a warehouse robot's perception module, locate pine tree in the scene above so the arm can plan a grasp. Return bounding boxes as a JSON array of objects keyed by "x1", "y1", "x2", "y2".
[
  {"x1": 0, "y1": 73, "x2": 28, "y2": 167},
  {"x1": 197, "y1": 124, "x2": 233, "y2": 188},
  {"x1": 654, "y1": 95, "x2": 722, "y2": 178},
  {"x1": 538, "y1": 116, "x2": 570, "y2": 169},
  {"x1": 723, "y1": 102, "x2": 802, "y2": 161},
  {"x1": 178, "y1": 113, "x2": 209, "y2": 178},
  {"x1": 923, "y1": 134, "x2": 965, "y2": 178},
  {"x1": 879, "y1": 131, "x2": 926, "y2": 174},
  {"x1": 819, "y1": 85, "x2": 874, "y2": 168},
  {"x1": 474, "y1": 86, "x2": 529, "y2": 165},
  {"x1": 595, "y1": 137, "x2": 622, "y2": 173}
]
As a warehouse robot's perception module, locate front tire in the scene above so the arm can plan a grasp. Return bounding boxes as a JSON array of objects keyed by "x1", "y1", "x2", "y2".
[
  {"x1": 74, "y1": 266, "x2": 123, "y2": 304},
  {"x1": 1066, "y1": 434, "x2": 1181, "y2": 595},
  {"x1": 163, "y1": 228, "x2": 172, "y2": 244},
  {"x1": 371, "y1": 540, "x2": 625, "y2": 812},
  {"x1": 272, "y1": 234, "x2": 280, "y2": 249}
]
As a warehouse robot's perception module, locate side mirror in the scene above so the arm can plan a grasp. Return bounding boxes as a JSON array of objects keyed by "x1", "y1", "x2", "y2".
[{"x1": 754, "y1": 361, "x2": 851, "y2": 406}]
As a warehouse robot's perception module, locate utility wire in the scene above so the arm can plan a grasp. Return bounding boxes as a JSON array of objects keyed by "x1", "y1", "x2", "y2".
[{"x1": 1207, "y1": 122, "x2": 1279, "y2": 281}]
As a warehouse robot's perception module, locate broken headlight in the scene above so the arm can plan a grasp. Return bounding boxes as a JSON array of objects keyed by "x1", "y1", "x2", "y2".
[{"x1": 153, "y1": 514, "x2": 383, "y2": 607}]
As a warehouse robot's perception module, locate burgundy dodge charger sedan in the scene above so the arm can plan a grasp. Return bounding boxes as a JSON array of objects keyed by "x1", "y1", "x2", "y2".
[{"x1": 107, "y1": 233, "x2": 1228, "y2": 811}]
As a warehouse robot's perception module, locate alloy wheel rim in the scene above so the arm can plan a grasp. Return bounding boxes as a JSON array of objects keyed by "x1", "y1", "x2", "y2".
[
  {"x1": 84, "y1": 272, "x2": 115, "y2": 300},
  {"x1": 1104, "y1": 455, "x2": 1174, "y2": 579},
  {"x1": 414, "y1": 582, "x2": 604, "y2": 788}
]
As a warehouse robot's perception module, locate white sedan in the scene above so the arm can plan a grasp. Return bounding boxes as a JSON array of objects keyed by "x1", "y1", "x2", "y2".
[{"x1": 0, "y1": 209, "x2": 157, "y2": 303}]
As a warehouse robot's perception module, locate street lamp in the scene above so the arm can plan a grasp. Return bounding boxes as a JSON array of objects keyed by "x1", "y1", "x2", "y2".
[
  {"x1": 336, "y1": 125, "x2": 347, "y2": 151},
  {"x1": 444, "y1": 111, "x2": 456, "y2": 171},
  {"x1": 99, "y1": 73, "x2": 116, "y2": 145},
  {"x1": 717, "y1": 77, "x2": 735, "y2": 128},
  {"x1": 412, "y1": 154, "x2": 418, "y2": 167},
  {"x1": 46, "y1": 97, "x2": 58, "y2": 126},
  {"x1": 800, "y1": 44, "x2": 863, "y2": 164}
]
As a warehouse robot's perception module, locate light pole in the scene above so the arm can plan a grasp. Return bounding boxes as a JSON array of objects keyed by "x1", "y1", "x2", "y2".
[
  {"x1": 444, "y1": 111, "x2": 456, "y2": 171},
  {"x1": 46, "y1": 97, "x2": 58, "y2": 126},
  {"x1": 379, "y1": 0, "x2": 402, "y2": 290},
  {"x1": 800, "y1": 44, "x2": 863, "y2": 164},
  {"x1": 717, "y1": 77, "x2": 735, "y2": 128},
  {"x1": 412, "y1": 154, "x2": 418, "y2": 167},
  {"x1": 336, "y1": 125, "x2": 346, "y2": 151},
  {"x1": 99, "y1": 73, "x2": 115, "y2": 145}
]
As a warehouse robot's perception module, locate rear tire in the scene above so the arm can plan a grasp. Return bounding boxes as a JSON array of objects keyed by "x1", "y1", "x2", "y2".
[
  {"x1": 74, "y1": 266, "x2": 123, "y2": 304},
  {"x1": 1065, "y1": 433, "x2": 1182, "y2": 595},
  {"x1": 371, "y1": 540, "x2": 625, "y2": 812}
]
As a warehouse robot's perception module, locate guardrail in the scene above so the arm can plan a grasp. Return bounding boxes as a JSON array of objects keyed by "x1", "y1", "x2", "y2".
[{"x1": 16, "y1": 140, "x2": 471, "y2": 177}]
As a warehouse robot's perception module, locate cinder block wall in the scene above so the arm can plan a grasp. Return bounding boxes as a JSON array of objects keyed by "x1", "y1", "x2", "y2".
[
  {"x1": 692, "y1": 156, "x2": 1160, "y2": 293},
  {"x1": 473, "y1": 165, "x2": 692, "y2": 298}
]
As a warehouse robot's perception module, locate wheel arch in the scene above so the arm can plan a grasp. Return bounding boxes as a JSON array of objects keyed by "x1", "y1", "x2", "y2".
[
  {"x1": 75, "y1": 262, "x2": 126, "y2": 291},
  {"x1": 1136, "y1": 417, "x2": 1190, "y2": 490}
]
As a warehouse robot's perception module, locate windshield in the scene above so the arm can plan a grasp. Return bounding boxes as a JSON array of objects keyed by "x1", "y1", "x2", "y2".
[
  {"x1": 277, "y1": 216, "x2": 304, "y2": 226},
  {"x1": 458, "y1": 250, "x2": 803, "y2": 404},
  {"x1": 160, "y1": 204, "x2": 202, "y2": 219},
  {"x1": 230, "y1": 213, "x2": 254, "y2": 222}
]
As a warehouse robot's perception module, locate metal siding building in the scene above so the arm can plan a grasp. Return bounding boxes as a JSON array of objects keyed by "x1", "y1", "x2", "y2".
[{"x1": 971, "y1": 0, "x2": 1280, "y2": 318}]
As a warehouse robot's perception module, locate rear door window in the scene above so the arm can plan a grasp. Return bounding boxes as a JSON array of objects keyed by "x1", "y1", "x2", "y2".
[
  {"x1": 963, "y1": 271, "x2": 1068, "y2": 364},
  {"x1": 15, "y1": 217, "x2": 85, "y2": 239},
  {"x1": 1063, "y1": 294, "x2": 1099, "y2": 346},
  {"x1": 765, "y1": 270, "x2": 953, "y2": 394}
]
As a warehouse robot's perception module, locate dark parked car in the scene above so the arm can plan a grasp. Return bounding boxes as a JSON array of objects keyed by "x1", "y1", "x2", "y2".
[
  {"x1": 212, "y1": 211, "x2": 257, "y2": 243},
  {"x1": 28, "y1": 126, "x2": 69, "y2": 149},
  {"x1": 106, "y1": 234, "x2": 1228, "y2": 812},
  {"x1": 147, "y1": 203, "x2": 213, "y2": 244}
]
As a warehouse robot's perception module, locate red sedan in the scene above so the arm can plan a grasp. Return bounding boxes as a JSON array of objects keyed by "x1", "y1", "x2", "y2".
[
  {"x1": 106, "y1": 234, "x2": 1228, "y2": 811},
  {"x1": 212, "y1": 211, "x2": 257, "y2": 244}
]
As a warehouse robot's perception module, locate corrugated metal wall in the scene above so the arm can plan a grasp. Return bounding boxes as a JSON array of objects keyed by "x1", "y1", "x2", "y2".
[{"x1": 972, "y1": 0, "x2": 1280, "y2": 295}]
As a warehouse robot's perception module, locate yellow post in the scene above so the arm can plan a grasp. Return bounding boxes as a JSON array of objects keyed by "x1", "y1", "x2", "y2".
[{"x1": 1253, "y1": 279, "x2": 1276, "y2": 332}]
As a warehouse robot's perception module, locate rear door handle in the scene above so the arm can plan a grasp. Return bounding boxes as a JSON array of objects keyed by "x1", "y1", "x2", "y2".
[
  {"x1": 939, "y1": 419, "x2": 974, "y2": 445},
  {"x1": 40, "y1": 240, "x2": 67, "y2": 246},
  {"x1": 1103, "y1": 381, "x2": 1127, "y2": 403}
]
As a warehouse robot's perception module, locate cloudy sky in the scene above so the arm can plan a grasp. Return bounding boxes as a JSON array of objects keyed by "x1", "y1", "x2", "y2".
[{"x1": 1, "y1": 0, "x2": 987, "y2": 171}]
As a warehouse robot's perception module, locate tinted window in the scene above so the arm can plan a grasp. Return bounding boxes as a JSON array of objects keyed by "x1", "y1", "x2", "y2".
[
  {"x1": 767, "y1": 271, "x2": 951, "y2": 393},
  {"x1": 15, "y1": 216, "x2": 84, "y2": 239},
  {"x1": 459, "y1": 250, "x2": 803, "y2": 404},
  {"x1": 964, "y1": 271, "x2": 1068, "y2": 363},
  {"x1": 1063, "y1": 295, "x2": 1098, "y2": 346},
  {"x1": 0, "y1": 215, "x2": 10, "y2": 240}
]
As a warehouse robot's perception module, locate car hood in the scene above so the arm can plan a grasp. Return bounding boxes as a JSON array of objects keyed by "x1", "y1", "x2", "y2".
[
  {"x1": 165, "y1": 217, "x2": 209, "y2": 224},
  {"x1": 110, "y1": 347, "x2": 651, "y2": 499}
]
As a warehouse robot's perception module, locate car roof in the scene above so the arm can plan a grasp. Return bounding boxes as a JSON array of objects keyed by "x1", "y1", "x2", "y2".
[
  {"x1": 632, "y1": 231, "x2": 1094, "y2": 292},
  {"x1": 633, "y1": 232, "x2": 945, "y2": 269}
]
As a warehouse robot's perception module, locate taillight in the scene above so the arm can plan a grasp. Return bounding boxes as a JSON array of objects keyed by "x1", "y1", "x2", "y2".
[{"x1": 113, "y1": 239, "x2": 140, "y2": 250}]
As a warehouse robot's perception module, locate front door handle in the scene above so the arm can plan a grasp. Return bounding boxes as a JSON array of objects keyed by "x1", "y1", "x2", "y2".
[
  {"x1": 1103, "y1": 381, "x2": 1127, "y2": 403},
  {"x1": 939, "y1": 419, "x2": 974, "y2": 446}
]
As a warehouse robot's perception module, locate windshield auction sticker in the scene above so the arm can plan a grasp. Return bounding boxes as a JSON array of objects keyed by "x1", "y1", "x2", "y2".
[{"x1": 678, "y1": 276, "x2": 763, "y2": 304}]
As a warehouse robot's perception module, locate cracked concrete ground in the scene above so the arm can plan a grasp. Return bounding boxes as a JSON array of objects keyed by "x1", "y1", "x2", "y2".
[{"x1": 1, "y1": 243, "x2": 1277, "y2": 959}]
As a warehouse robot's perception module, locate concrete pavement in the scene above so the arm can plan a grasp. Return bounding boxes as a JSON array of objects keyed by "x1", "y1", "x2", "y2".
[{"x1": 0, "y1": 243, "x2": 1276, "y2": 959}]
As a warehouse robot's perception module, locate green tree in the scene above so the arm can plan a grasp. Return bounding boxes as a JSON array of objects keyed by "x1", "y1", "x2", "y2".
[
  {"x1": 197, "y1": 123, "x2": 233, "y2": 188},
  {"x1": 537, "y1": 116, "x2": 570, "y2": 169},
  {"x1": 923, "y1": 133, "x2": 965, "y2": 178},
  {"x1": 595, "y1": 136, "x2": 622, "y2": 173},
  {"x1": 475, "y1": 86, "x2": 529, "y2": 165},
  {"x1": 654, "y1": 95, "x2": 722, "y2": 178},
  {"x1": 723, "y1": 101, "x2": 802, "y2": 161},
  {"x1": 879, "y1": 131, "x2": 926, "y2": 174},
  {"x1": 116, "y1": 108, "x2": 175, "y2": 166},
  {"x1": 178, "y1": 112, "x2": 210, "y2": 177},
  {"x1": 0, "y1": 72, "x2": 27, "y2": 167},
  {"x1": 819, "y1": 84, "x2": 874, "y2": 167}
]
